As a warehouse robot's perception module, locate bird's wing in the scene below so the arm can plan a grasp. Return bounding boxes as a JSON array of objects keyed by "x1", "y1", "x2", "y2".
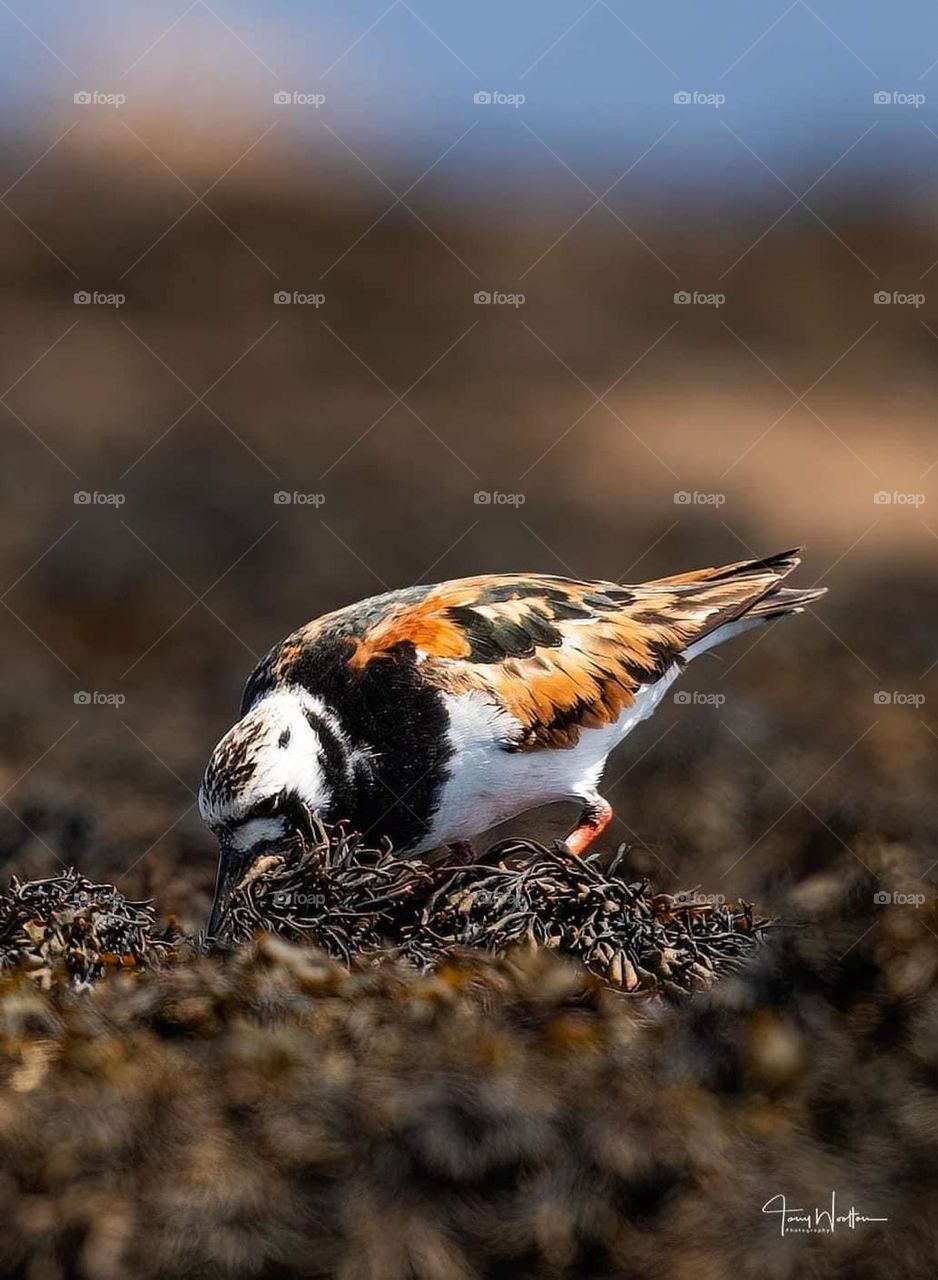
[{"x1": 325, "y1": 551, "x2": 819, "y2": 750}]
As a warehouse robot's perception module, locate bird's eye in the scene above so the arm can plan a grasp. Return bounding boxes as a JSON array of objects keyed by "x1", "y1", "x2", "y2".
[
  {"x1": 244, "y1": 791, "x2": 317, "y2": 841},
  {"x1": 250, "y1": 792, "x2": 285, "y2": 819}
]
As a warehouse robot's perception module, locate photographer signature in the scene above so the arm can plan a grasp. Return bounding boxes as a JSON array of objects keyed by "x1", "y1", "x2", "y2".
[{"x1": 762, "y1": 1192, "x2": 888, "y2": 1236}]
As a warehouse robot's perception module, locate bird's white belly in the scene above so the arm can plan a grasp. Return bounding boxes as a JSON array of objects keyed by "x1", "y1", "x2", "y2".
[{"x1": 418, "y1": 668, "x2": 680, "y2": 851}]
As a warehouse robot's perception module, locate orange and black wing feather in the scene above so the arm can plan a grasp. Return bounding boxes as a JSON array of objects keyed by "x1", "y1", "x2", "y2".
[{"x1": 256, "y1": 550, "x2": 821, "y2": 751}]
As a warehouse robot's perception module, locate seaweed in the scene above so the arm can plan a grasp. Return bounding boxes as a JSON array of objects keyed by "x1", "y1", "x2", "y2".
[
  {"x1": 0, "y1": 870, "x2": 174, "y2": 988},
  {"x1": 216, "y1": 820, "x2": 772, "y2": 997}
]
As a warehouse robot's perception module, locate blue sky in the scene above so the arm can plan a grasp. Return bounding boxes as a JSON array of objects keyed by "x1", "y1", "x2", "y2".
[{"x1": 3, "y1": 1, "x2": 937, "y2": 195}]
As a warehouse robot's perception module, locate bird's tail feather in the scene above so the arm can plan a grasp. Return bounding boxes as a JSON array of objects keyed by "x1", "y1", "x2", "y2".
[
  {"x1": 648, "y1": 546, "x2": 805, "y2": 589},
  {"x1": 743, "y1": 583, "x2": 827, "y2": 619},
  {"x1": 649, "y1": 548, "x2": 827, "y2": 661}
]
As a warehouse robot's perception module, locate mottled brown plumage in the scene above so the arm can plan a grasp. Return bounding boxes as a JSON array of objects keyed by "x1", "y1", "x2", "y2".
[{"x1": 261, "y1": 551, "x2": 823, "y2": 751}]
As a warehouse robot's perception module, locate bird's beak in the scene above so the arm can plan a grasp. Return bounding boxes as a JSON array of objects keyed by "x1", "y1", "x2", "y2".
[{"x1": 206, "y1": 839, "x2": 253, "y2": 939}]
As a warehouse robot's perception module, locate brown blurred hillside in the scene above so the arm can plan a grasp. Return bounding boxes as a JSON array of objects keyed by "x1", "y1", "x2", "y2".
[{"x1": 0, "y1": 124, "x2": 936, "y2": 930}]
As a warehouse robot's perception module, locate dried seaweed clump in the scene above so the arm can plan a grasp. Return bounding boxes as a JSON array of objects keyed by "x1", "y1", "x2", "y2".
[
  {"x1": 407, "y1": 839, "x2": 771, "y2": 995},
  {"x1": 0, "y1": 869, "x2": 172, "y2": 987},
  {"x1": 220, "y1": 821, "x2": 435, "y2": 962},
  {"x1": 221, "y1": 824, "x2": 772, "y2": 996}
]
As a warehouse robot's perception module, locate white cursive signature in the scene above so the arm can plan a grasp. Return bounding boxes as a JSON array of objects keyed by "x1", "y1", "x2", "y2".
[{"x1": 762, "y1": 1192, "x2": 888, "y2": 1236}]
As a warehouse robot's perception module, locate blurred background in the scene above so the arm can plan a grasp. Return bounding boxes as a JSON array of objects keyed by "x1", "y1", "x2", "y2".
[{"x1": 1, "y1": 0, "x2": 936, "y2": 929}]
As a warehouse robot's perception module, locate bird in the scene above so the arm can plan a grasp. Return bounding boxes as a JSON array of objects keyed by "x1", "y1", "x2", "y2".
[{"x1": 200, "y1": 548, "x2": 825, "y2": 933}]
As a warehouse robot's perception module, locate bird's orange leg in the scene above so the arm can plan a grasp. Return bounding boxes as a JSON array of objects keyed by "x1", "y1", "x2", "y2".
[{"x1": 563, "y1": 798, "x2": 613, "y2": 856}]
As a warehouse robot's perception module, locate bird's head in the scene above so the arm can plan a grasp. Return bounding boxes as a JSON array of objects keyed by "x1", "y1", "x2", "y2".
[{"x1": 199, "y1": 687, "x2": 348, "y2": 936}]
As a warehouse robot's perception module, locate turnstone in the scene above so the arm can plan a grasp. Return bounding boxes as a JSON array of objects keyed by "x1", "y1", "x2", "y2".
[{"x1": 200, "y1": 549, "x2": 824, "y2": 932}]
